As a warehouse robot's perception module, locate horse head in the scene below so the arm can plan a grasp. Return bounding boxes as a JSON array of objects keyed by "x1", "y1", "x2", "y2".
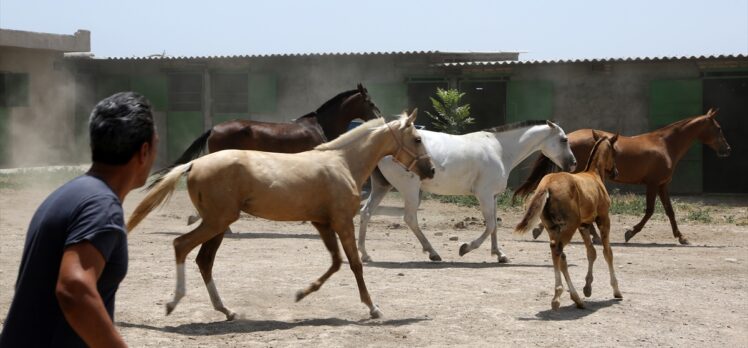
[
  {"x1": 699, "y1": 108, "x2": 731, "y2": 157},
  {"x1": 388, "y1": 109, "x2": 435, "y2": 180},
  {"x1": 342, "y1": 83, "x2": 381, "y2": 122},
  {"x1": 591, "y1": 130, "x2": 619, "y2": 180},
  {"x1": 540, "y1": 120, "x2": 577, "y2": 172}
]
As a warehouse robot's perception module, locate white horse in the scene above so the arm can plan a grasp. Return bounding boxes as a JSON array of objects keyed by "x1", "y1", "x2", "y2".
[{"x1": 358, "y1": 120, "x2": 577, "y2": 263}]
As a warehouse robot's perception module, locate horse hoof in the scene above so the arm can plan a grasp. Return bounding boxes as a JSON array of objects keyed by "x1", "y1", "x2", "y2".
[
  {"x1": 498, "y1": 255, "x2": 509, "y2": 263},
  {"x1": 575, "y1": 301, "x2": 586, "y2": 309},
  {"x1": 678, "y1": 237, "x2": 690, "y2": 245},
  {"x1": 370, "y1": 305, "x2": 383, "y2": 319},
  {"x1": 614, "y1": 292, "x2": 623, "y2": 299},
  {"x1": 459, "y1": 243, "x2": 470, "y2": 256},
  {"x1": 551, "y1": 301, "x2": 561, "y2": 311},
  {"x1": 583, "y1": 286, "x2": 592, "y2": 297},
  {"x1": 295, "y1": 290, "x2": 306, "y2": 302},
  {"x1": 532, "y1": 228, "x2": 543, "y2": 240},
  {"x1": 624, "y1": 229, "x2": 635, "y2": 242},
  {"x1": 187, "y1": 215, "x2": 199, "y2": 225},
  {"x1": 226, "y1": 312, "x2": 237, "y2": 321},
  {"x1": 361, "y1": 254, "x2": 372, "y2": 263},
  {"x1": 165, "y1": 302, "x2": 177, "y2": 315},
  {"x1": 429, "y1": 254, "x2": 442, "y2": 262}
]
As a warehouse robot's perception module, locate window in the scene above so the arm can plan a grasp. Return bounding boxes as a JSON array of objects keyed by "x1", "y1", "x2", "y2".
[
  {"x1": 168, "y1": 74, "x2": 202, "y2": 111},
  {"x1": 0, "y1": 73, "x2": 29, "y2": 107},
  {"x1": 212, "y1": 73, "x2": 248, "y2": 113}
]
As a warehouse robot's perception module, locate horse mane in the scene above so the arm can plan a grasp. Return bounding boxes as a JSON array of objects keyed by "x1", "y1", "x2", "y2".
[
  {"x1": 314, "y1": 116, "x2": 387, "y2": 151},
  {"x1": 316, "y1": 89, "x2": 360, "y2": 113},
  {"x1": 482, "y1": 120, "x2": 548, "y2": 133},
  {"x1": 582, "y1": 136, "x2": 608, "y2": 172}
]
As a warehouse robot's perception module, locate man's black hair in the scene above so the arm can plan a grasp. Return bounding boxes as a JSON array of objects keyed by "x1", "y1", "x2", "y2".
[{"x1": 89, "y1": 92, "x2": 155, "y2": 165}]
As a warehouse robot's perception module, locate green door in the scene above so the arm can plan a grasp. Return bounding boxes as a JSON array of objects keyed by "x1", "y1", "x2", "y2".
[
  {"x1": 649, "y1": 79, "x2": 703, "y2": 194},
  {"x1": 167, "y1": 111, "x2": 203, "y2": 163},
  {"x1": 505, "y1": 80, "x2": 554, "y2": 189}
]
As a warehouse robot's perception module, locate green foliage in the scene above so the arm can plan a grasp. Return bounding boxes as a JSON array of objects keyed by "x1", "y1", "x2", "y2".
[
  {"x1": 425, "y1": 88, "x2": 474, "y2": 134},
  {"x1": 423, "y1": 191, "x2": 518, "y2": 210}
]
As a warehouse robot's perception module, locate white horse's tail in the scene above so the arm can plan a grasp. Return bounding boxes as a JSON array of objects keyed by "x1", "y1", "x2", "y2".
[
  {"x1": 127, "y1": 163, "x2": 192, "y2": 232},
  {"x1": 514, "y1": 189, "x2": 549, "y2": 235}
]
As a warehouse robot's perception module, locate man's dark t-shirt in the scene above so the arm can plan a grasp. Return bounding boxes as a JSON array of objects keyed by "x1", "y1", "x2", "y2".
[{"x1": 0, "y1": 175, "x2": 128, "y2": 348}]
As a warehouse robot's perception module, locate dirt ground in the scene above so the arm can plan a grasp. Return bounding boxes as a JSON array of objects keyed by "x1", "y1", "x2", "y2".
[{"x1": 1, "y1": 187, "x2": 747, "y2": 347}]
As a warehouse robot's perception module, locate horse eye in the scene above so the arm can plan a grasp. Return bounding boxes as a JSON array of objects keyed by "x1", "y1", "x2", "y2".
[
  {"x1": 415, "y1": 138, "x2": 422, "y2": 143},
  {"x1": 561, "y1": 138, "x2": 568, "y2": 143}
]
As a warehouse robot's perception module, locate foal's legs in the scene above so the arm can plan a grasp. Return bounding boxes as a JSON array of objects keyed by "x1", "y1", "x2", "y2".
[
  {"x1": 195, "y1": 232, "x2": 236, "y2": 320},
  {"x1": 625, "y1": 184, "x2": 657, "y2": 242},
  {"x1": 579, "y1": 225, "x2": 597, "y2": 297},
  {"x1": 658, "y1": 185, "x2": 689, "y2": 245},
  {"x1": 296, "y1": 222, "x2": 342, "y2": 301},
  {"x1": 335, "y1": 219, "x2": 382, "y2": 318},
  {"x1": 400, "y1": 184, "x2": 441, "y2": 261},
  {"x1": 555, "y1": 228, "x2": 584, "y2": 309},
  {"x1": 168, "y1": 218, "x2": 234, "y2": 317},
  {"x1": 460, "y1": 193, "x2": 508, "y2": 263},
  {"x1": 358, "y1": 173, "x2": 393, "y2": 262},
  {"x1": 598, "y1": 216, "x2": 623, "y2": 299}
]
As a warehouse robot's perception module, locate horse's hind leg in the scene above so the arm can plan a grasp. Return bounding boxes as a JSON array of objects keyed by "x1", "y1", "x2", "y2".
[
  {"x1": 460, "y1": 193, "x2": 507, "y2": 263},
  {"x1": 358, "y1": 172, "x2": 392, "y2": 262},
  {"x1": 579, "y1": 225, "x2": 597, "y2": 297},
  {"x1": 195, "y1": 232, "x2": 236, "y2": 320},
  {"x1": 658, "y1": 185, "x2": 688, "y2": 245},
  {"x1": 168, "y1": 219, "x2": 233, "y2": 316},
  {"x1": 598, "y1": 216, "x2": 623, "y2": 299},
  {"x1": 296, "y1": 222, "x2": 342, "y2": 301},
  {"x1": 625, "y1": 184, "x2": 657, "y2": 242},
  {"x1": 548, "y1": 228, "x2": 565, "y2": 310},
  {"x1": 336, "y1": 219, "x2": 382, "y2": 319}
]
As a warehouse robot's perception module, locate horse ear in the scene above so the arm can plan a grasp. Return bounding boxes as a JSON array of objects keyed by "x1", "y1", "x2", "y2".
[
  {"x1": 592, "y1": 130, "x2": 601, "y2": 141},
  {"x1": 610, "y1": 132, "x2": 620, "y2": 145},
  {"x1": 546, "y1": 120, "x2": 558, "y2": 129},
  {"x1": 407, "y1": 108, "x2": 418, "y2": 125},
  {"x1": 707, "y1": 108, "x2": 719, "y2": 119},
  {"x1": 357, "y1": 83, "x2": 365, "y2": 93}
]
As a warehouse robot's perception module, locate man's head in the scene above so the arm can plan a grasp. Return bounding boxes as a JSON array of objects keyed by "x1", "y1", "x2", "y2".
[{"x1": 89, "y1": 92, "x2": 158, "y2": 186}]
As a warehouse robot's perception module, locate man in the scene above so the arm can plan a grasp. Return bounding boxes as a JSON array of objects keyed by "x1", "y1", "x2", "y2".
[{"x1": 0, "y1": 92, "x2": 158, "y2": 348}]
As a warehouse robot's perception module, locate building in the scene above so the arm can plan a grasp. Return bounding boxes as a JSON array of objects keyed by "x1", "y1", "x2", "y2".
[{"x1": 2, "y1": 28, "x2": 746, "y2": 193}]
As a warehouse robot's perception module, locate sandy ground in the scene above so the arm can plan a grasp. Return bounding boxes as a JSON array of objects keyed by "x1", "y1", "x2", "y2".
[{"x1": 1, "y1": 187, "x2": 747, "y2": 347}]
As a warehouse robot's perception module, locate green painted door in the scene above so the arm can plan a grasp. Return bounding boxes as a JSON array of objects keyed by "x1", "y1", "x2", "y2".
[
  {"x1": 649, "y1": 79, "x2": 703, "y2": 194},
  {"x1": 0, "y1": 107, "x2": 9, "y2": 166},
  {"x1": 131, "y1": 75, "x2": 168, "y2": 111},
  {"x1": 506, "y1": 80, "x2": 553, "y2": 123},
  {"x1": 167, "y1": 111, "x2": 203, "y2": 163},
  {"x1": 366, "y1": 82, "x2": 407, "y2": 118},
  {"x1": 248, "y1": 73, "x2": 277, "y2": 115},
  {"x1": 505, "y1": 80, "x2": 554, "y2": 189}
]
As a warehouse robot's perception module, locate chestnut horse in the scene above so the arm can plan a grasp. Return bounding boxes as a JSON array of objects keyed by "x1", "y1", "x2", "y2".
[
  {"x1": 163, "y1": 83, "x2": 381, "y2": 170},
  {"x1": 514, "y1": 109, "x2": 731, "y2": 245},
  {"x1": 515, "y1": 132, "x2": 622, "y2": 310},
  {"x1": 127, "y1": 111, "x2": 435, "y2": 320}
]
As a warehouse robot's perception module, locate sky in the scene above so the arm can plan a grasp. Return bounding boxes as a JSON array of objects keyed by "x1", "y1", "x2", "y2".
[{"x1": 1, "y1": 0, "x2": 747, "y2": 61}]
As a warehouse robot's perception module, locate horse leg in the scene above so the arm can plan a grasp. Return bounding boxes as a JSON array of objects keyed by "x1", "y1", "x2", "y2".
[
  {"x1": 296, "y1": 222, "x2": 342, "y2": 301},
  {"x1": 598, "y1": 215, "x2": 623, "y2": 299},
  {"x1": 588, "y1": 223, "x2": 602, "y2": 245},
  {"x1": 531, "y1": 223, "x2": 545, "y2": 240},
  {"x1": 548, "y1": 227, "x2": 565, "y2": 310},
  {"x1": 460, "y1": 193, "x2": 507, "y2": 263},
  {"x1": 195, "y1": 232, "x2": 236, "y2": 320},
  {"x1": 335, "y1": 219, "x2": 382, "y2": 319},
  {"x1": 625, "y1": 184, "x2": 657, "y2": 242},
  {"x1": 658, "y1": 185, "x2": 688, "y2": 245},
  {"x1": 358, "y1": 173, "x2": 392, "y2": 262},
  {"x1": 579, "y1": 225, "x2": 597, "y2": 297},
  {"x1": 401, "y1": 185, "x2": 441, "y2": 261},
  {"x1": 168, "y1": 218, "x2": 233, "y2": 316},
  {"x1": 557, "y1": 229, "x2": 584, "y2": 309}
]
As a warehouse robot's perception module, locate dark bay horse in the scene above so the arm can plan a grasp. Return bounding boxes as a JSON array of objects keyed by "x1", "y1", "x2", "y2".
[
  {"x1": 514, "y1": 109, "x2": 731, "y2": 245},
  {"x1": 164, "y1": 83, "x2": 381, "y2": 169},
  {"x1": 515, "y1": 132, "x2": 622, "y2": 310},
  {"x1": 127, "y1": 111, "x2": 435, "y2": 320}
]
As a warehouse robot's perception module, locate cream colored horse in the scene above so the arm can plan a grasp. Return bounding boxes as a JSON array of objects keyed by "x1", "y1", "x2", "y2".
[{"x1": 127, "y1": 110, "x2": 435, "y2": 320}]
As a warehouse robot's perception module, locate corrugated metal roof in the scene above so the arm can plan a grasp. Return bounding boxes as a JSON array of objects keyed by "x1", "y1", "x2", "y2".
[
  {"x1": 436, "y1": 54, "x2": 748, "y2": 67},
  {"x1": 95, "y1": 50, "x2": 520, "y2": 61}
]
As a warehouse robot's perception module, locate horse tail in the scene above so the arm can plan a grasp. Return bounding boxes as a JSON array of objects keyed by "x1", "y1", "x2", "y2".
[
  {"x1": 512, "y1": 154, "x2": 559, "y2": 203},
  {"x1": 128, "y1": 163, "x2": 192, "y2": 232},
  {"x1": 152, "y1": 129, "x2": 211, "y2": 176},
  {"x1": 514, "y1": 189, "x2": 549, "y2": 235}
]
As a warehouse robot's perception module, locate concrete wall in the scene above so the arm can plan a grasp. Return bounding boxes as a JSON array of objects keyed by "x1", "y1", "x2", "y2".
[{"x1": 0, "y1": 47, "x2": 78, "y2": 166}]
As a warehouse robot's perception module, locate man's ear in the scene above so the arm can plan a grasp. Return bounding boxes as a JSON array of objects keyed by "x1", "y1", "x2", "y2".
[{"x1": 139, "y1": 142, "x2": 151, "y2": 164}]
